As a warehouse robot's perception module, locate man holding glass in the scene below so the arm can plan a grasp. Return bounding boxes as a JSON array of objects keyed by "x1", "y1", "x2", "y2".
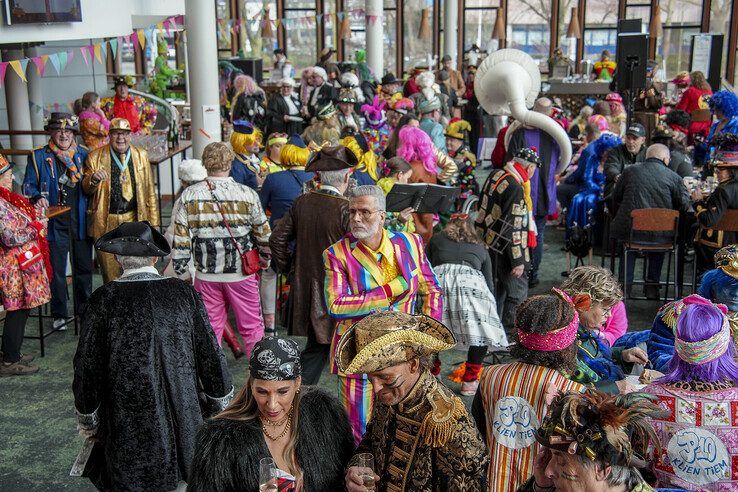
[
  {"x1": 24, "y1": 112, "x2": 93, "y2": 330},
  {"x1": 336, "y1": 311, "x2": 487, "y2": 491}
]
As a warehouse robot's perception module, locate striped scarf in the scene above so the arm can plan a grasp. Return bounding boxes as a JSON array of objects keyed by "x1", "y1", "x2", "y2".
[{"x1": 48, "y1": 141, "x2": 81, "y2": 183}]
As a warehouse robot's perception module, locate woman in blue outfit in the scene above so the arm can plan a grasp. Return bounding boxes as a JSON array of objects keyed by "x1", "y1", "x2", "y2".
[
  {"x1": 700, "y1": 90, "x2": 738, "y2": 169},
  {"x1": 565, "y1": 133, "x2": 622, "y2": 240}
]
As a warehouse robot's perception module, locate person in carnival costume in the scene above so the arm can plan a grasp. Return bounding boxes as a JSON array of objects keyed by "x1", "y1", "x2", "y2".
[
  {"x1": 336, "y1": 88, "x2": 362, "y2": 133},
  {"x1": 560, "y1": 266, "x2": 648, "y2": 393},
  {"x1": 302, "y1": 102, "x2": 341, "y2": 146},
  {"x1": 260, "y1": 132, "x2": 288, "y2": 174},
  {"x1": 471, "y1": 289, "x2": 585, "y2": 492},
  {"x1": 340, "y1": 129, "x2": 379, "y2": 186},
  {"x1": 101, "y1": 76, "x2": 157, "y2": 134},
  {"x1": 475, "y1": 147, "x2": 540, "y2": 334},
  {"x1": 25, "y1": 112, "x2": 92, "y2": 330},
  {"x1": 323, "y1": 185, "x2": 442, "y2": 443},
  {"x1": 643, "y1": 299, "x2": 738, "y2": 491},
  {"x1": 444, "y1": 117, "x2": 479, "y2": 209},
  {"x1": 376, "y1": 156, "x2": 416, "y2": 233},
  {"x1": 360, "y1": 96, "x2": 391, "y2": 156},
  {"x1": 522, "y1": 388, "x2": 664, "y2": 492},
  {"x1": 396, "y1": 126, "x2": 458, "y2": 242},
  {"x1": 0, "y1": 156, "x2": 51, "y2": 376},
  {"x1": 647, "y1": 246, "x2": 738, "y2": 372},
  {"x1": 188, "y1": 336, "x2": 354, "y2": 491},
  {"x1": 338, "y1": 311, "x2": 487, "y2": 492},
  {"x1": 229, "y1": 119, "x2": 264, "y2": 190}
]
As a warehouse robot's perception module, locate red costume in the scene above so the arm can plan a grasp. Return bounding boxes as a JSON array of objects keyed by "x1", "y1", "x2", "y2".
[
  {"x1": 112, "y1": 97, "x2": 141, "y2": 134},
  {"x1": 675, "y1": 85, "x2": 713, "y2": 144}
]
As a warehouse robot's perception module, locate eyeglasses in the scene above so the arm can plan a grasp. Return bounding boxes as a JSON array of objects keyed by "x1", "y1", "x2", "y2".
[{"x1": 348, "y1": 208, "x2": 381, "y2": 220}]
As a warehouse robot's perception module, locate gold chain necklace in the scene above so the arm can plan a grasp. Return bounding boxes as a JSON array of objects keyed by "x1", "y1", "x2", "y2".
[
  {"x1": 262, "y1": 417, "x2": 292, "y2": 441},
  {"x1": 261, "y1": 412, "x2": 290, "y2": 427}
]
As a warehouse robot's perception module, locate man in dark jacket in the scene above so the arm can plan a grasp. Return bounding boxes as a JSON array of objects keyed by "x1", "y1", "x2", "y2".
[
  {"x1": 475, "y1": 148, "x2": 541, "y2": 333},
  {"x1": 603, "y1": 123, "x2": 647, "y2": 199},
  {"x1": 73, "y1": 222, "x2": 232, "y2": 492},
  {"x1": 269, "y1": 146, "x2": 353, "y2": 384},
  {"x1": 304, "y1": 66, "x2": 338, "y2": 118},
  {"x1": 611, "y1": 144, "x2": 692, "y2": 298}
]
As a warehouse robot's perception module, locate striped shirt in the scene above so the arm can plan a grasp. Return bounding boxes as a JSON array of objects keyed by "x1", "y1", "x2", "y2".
[
  {"x1": 479, "y1": 362, "x2": 584, "y2": 492},
  {"x1": 172, "y1": 177, "x2": 270, "y2": 282}
]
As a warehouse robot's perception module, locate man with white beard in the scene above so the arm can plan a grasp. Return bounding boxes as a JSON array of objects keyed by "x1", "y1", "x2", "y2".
[{"x1": 323, "y1": 185, "x2": 443, "y2": 442}]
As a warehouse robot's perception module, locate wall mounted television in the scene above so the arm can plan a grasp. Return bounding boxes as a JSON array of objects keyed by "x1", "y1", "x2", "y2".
[{"x1": 4, "y1": 0, "x2": 82, "y2": 25}]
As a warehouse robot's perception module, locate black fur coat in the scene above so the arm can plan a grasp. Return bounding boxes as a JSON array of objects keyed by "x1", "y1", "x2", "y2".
[{"x1": 188, "y1": 386, "x2": 354, "y2": 491}]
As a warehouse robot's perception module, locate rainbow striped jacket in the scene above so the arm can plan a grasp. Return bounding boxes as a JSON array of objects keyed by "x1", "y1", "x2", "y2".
[{"x1": 323, "y1": 230, "x2": 443, "y2": 339}]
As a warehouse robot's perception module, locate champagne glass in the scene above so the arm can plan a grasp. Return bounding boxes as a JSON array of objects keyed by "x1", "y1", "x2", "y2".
[
  {"x1": 356, "y1": 453, "x2": 376, "y2": 490},
  {"x1": 22, "y1": 182, "x2": 34, "y2": 200},
  {"x1": 39, "y1": 181, "x2": 49, "y2": 215},
  {"x1": 259, "y1": 457, "x2": 278, "y2": 492}
]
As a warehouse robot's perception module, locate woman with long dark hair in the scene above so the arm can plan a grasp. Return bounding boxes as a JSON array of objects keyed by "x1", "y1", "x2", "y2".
[{"x1": 189, "y1": 336, "x2": 354, "y2": 491}]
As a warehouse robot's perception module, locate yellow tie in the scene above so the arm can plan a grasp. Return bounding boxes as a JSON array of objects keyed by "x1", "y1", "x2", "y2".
[{"x1": 120, "y1": 153, "x2": 134, "y2": 202}]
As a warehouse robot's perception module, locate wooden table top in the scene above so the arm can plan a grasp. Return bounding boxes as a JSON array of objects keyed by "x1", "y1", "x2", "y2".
[
  {"x1": 46, "y1": 205, "x2": 71, "y2": 219},
  {"x1": 150, "y1": 141, "x2": 192, "y2": 165}
]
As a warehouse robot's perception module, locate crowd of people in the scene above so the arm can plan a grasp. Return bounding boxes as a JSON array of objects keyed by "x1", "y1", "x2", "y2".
[{"x1": 3, "y1": 48, "x2": 738, "y2": 491}]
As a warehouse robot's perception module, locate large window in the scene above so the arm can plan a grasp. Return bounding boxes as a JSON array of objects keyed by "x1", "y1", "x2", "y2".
[
  {"x1": 240, "y1": 1, "x2": 277, "y2": 69},
  {"x1": 216, "y1": 0, "x2": 233, "y2": 55},
  {"x1": 463, "y1": 0, "x2": 499, "y2": 55},
  {"x1": 285, "y1": 0, "x2": 318, "y2": 71},
  {"x1": 582, "y1": 0, "x2": 618, "y2": 61},
  {"x1": 658, "y1": 0, "x2": 701, "y2": 78},
  {"x1": 710, "y1": 0, "x2": 732, "y2": 80},
  {"x1": 384, "y1": 0, "x2": 397, "y2": 76},
  {"x1": 506, "y1": 0, "x2": 551, "y2": 66},
  {"x1": 403, "y1": 0, "x2": 435, "y2": 74}
]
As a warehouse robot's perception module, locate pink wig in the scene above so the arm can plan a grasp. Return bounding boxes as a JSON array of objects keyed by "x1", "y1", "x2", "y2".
[
  {"x1": 233, "y1": 74, "x2": 259, "y2": 96},
  {"x1": 588, "y1": 114, "x2": 609, "y2": 133},
  {"x1": 397, "y1": 127, "x2": 436, "y2": 174}
]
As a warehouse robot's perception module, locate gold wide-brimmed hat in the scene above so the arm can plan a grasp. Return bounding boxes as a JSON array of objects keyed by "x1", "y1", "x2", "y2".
[{"x1": 336, "y1": 311, "x2": 456, "y2": 375}]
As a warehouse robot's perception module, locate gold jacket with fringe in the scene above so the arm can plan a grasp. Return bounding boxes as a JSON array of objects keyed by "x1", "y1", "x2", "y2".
[
  {"x1": 82, "y1": 144, "x2": 159, "y2": 239},
  {"x1": 350, "y1": 370, "x2": 487, "y2": 491}
]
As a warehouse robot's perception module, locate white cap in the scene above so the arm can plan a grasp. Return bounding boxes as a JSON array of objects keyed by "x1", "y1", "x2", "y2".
[
  {"x1": 279, "y1": 78, "x2": 296, "y2": 87},
  {"x1": 178, "y1": 159, "x2": 207, "y2": 183}
]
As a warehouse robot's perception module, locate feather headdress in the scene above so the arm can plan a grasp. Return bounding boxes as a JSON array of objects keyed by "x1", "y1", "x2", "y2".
[{"x1": 536, "y1": 389, "x2": 666, "y2": 467}]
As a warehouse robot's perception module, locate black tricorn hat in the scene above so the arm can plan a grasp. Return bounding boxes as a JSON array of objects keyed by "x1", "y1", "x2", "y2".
[
  {"x1": 305, "y1": 145, "x2": 359, "y2": 172},
  {"x1": 95, "y1": 221, "x2": 170, "y2": 257}
]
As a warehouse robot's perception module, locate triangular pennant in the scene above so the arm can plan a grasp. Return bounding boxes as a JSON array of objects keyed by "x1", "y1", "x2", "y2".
[
  {"x1": 132, "y1": 31, "x2": 140, "y2": 50},
  {"x1": 66, "y1": 50, "x2": 74, "y2": 66},
  {"x1": 274, "y1": 19, "x2": 281, "y2": 28},
  {"x1": 94, "y1": 44, "x2": 103, "y2": 64},
  {"x1": 109, "y1": 38, "x2": 118, "y2": 60},
  {"x1": 80, "y1": 46, "x2": 90, "y2": 65},
  {"x1": 48, "y1": 53, "x2": 61, "y2": 75},
  {"x1": 124, "y1": 33, "x2": 131, "y2": 44},
  {"x1": 137, "y1": 30, "x2": 147, "y2": 50},
  {"x1": 337, "y1": 12, "x2": 344, "y2": 21},
  {"x1": 9, "y1": 59, "x2": 28, "y2": 82},
  {"x1": 163, "y1": 19, "x2": 171, "y2": 36},
  {"x1": 32, "y1": 56, "x2": 46, "y2": 76},
  {"x1": 145, "y1": 28, "x2": 154, "y2": 44},
  {"x1": 156, "y1": 22, "x2": 164, "y2": 34},
  {"x1": 0, "y1": 62, "x2": 8, "y2": 87}
]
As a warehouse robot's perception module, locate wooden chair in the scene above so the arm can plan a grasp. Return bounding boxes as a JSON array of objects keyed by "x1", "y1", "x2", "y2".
[{"x1": 620, "y1": 208, "x2": 680, "y2": 302}]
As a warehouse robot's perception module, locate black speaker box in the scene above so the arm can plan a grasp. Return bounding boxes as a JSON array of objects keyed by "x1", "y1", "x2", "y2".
[
  {"x1": 228, "y1": 58, "x2": 263, "y2": 84},
  {"x1": 617, "y1": 19, "x2": 641, "y2": 33},
  {"x1": 615, "y1": 33, "x2": 648, "y2": 93}
]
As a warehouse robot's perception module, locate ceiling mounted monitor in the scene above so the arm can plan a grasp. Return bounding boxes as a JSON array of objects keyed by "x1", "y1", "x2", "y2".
[{"x1": 4, "y1": 0, "x2": 83, "y2": 25}]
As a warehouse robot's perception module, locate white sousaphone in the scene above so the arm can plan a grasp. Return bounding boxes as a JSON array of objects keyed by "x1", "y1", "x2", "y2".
[{"x1": 474, "y1": 49, "x2": 573, "y2": 174}]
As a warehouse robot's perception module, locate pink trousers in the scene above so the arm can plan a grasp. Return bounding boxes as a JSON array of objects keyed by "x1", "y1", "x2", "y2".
[{"x1": 194, "y1": 276, "x2": 264, "y2": 358}]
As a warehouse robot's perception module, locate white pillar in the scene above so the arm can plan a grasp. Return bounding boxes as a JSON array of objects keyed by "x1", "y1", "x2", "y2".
[
  {"x1": 366, "y1": 0, "x2": 383, "y2": 78},
  {"x1": 2, "y1": 49, "x2": 33, "y2": 173},
  {"x1": 25, "y1": 47, "x2": 47, "y2": 147},
  {"x1": 443, "y1": 0, "x2": 458, "y2": 64},
  {"x1": 185, "y1": 0, "x2": 221, "y2": 157}
]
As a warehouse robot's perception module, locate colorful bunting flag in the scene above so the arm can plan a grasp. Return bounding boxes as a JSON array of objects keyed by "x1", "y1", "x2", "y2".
[
  {"x1": 9, "y1": 59, "x2": 28, "y2": 82},
  {"x1": 48, "y1": 53, "x2": 61, "y2": 75},
  {"x1": 108, "y1": 38, "x2": 118, "y2": 60},
  {"x1": 94, "y1": 43, "x2": 103, "y2": 64},
  {"x1": 80, "y1": 46, "x2": 90, "y2": 65},
  {"x1": 0, "y1": 63, "x2": 7, "y2": 87},
  {"x1": 31, "y1": 56, "x2": 46, "y2": 76}
]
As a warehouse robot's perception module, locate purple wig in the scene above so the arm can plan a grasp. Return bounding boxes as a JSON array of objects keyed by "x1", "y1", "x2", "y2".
[{"x1": 658, "y1": 304, "x2": 738, "y2": 384}]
